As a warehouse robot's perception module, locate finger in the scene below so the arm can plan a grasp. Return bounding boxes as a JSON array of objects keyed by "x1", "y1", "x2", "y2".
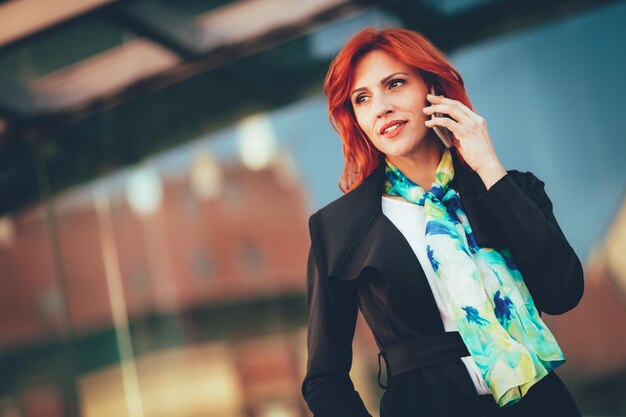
[
  {"x1": 424, "y1": 116, "x2": 460, "y2": 132},
  {"x1": 426, "y1": 94, "x2": 479, "y2": 122},
  {"x1": 426, "y1": 94, "x2": 475, "y2": 120},
  {"x1": 423, "y1": 103, "x2": 469, "y2": 124}
]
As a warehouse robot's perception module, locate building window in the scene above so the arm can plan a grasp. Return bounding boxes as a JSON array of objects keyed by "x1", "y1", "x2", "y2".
[
  {"x1": 240, "y1": 241, "x2": 263, "y2": 274},
  {"x1": 224, "y1": 177, "x2": 242, "y2": 207},
  {"x1": 131, "y1": 264, "x2": 149, "y2": 293},
  {"x1": 192, "y1": 249, "x2": 216, "y2": 280}
]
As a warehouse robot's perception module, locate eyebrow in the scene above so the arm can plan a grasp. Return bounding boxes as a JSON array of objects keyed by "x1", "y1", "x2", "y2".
[{"x1": 350, "y1": 72, "x2": 410, "y2": 100}]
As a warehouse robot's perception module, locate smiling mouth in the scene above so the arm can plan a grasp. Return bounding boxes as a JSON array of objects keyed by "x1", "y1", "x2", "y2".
[
  {"x1": 383, "y1": 123, "x2": 402, "y2": 134},
  {"x1": 380, "y1": 121, "x2": 406, "y2": 135}
]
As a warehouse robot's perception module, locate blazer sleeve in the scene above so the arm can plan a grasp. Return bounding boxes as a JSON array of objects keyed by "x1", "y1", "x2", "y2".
[
  {"x1": 301, "y1": 233, "x2": 372, "y2": 416},
  {"x1": 476, "y1": 171, "x2": 584, "y2": 315}
]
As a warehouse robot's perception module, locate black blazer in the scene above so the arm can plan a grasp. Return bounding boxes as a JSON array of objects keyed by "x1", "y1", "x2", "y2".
[{"x1": 301, "y1": 150, "x2": 584, "y2": 417}]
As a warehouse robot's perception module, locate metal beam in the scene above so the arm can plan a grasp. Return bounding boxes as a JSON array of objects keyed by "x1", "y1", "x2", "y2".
[
  {"x1": 0, "y1": 80, "x2": 34, "y2": 120},
  {"x1": 0, "y1": 0, "x2": 118, "y2": 50},
  {"x1": 110, "y1": 0, "x2": 357, "y2": 59},
  {"x1": 28, "y1": 39, "x2": 180, "y2": 114},
  {"x1": 8, "y1": 0, "x2": 362, "y2": 130},
  {"x1": 110, "y1": 0, "x2": 203, "y2": 59},
  {"x1": 194, "y1": 0, "x2": 354, "y2": 51}
]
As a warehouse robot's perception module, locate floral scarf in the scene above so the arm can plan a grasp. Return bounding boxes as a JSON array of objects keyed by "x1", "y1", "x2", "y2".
[{"x1": 383, "y1": 148, "x2": 565, "y2": 407}]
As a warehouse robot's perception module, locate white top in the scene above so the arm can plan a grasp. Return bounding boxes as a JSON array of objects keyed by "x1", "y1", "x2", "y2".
[{"x1": 381, "y1": 195, "x2": 491, "y2": 395}]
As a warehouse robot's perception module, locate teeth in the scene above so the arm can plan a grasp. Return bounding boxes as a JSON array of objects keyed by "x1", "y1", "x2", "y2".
[{"x1": 384, "y1": 123, "x2": 402, "y2": 134}]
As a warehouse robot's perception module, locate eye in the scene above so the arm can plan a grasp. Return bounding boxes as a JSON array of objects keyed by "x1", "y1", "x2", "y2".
[
  {"x1": 388, "y1": 79, "x2": 406, "y2": 89},
  {"x1": 354, "y1": 94, "x2": 368, "y2": 105}
]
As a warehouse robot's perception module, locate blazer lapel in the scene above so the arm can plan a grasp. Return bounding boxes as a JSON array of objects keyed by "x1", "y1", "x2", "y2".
[{"x1": 328, "y1": 148, "x2": 506, "y2": 282}]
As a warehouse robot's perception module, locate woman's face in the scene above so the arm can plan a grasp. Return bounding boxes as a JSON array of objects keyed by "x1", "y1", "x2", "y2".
[{"x1": 350, "y1": 50, "x2": 433, "y2": 159}]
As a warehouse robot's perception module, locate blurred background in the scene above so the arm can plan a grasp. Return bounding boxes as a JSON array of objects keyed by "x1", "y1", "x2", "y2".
[{"x1": 0, "y1": 0, "x2": 625, "y2": 416}]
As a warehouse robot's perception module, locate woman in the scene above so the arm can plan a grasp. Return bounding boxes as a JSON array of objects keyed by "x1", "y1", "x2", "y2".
[{"x1": 300, "y1": 28, "x2": 584, "y2": 417}]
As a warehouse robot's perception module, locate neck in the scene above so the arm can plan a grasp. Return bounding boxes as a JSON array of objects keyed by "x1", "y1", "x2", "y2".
[{"x1": 385, "y1": 134, "x2": 445, "y2": 190}]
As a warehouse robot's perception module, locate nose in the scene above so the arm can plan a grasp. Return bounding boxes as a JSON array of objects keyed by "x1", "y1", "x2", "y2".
[{"x1": 374, "y1": 95, "x2": 394, "y2": 118}]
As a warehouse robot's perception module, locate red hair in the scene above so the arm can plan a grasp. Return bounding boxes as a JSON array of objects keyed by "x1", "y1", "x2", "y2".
[{"x1": 324, "y1": 27, "x2": 473, "y2": 193}]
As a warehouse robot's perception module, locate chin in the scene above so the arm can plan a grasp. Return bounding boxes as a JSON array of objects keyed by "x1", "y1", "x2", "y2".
[{"x1": 384, "y1": 148, "x2": 416, "y2": 159}]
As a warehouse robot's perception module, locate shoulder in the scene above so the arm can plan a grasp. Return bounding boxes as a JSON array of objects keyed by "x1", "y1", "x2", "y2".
[
  {"x1": 506, "y1": 169, "x2": 542, "y2": 184},
  {"x1": 309, "y1": 163, "x2": 385, "y2": 244},
  {"x1": 308, "y1": 186, "x2": 378, "y2": 255},
  {"x1": 505, "y1": 169, "x2": 546, "y2": 197},
  {"x1": 309, "y1": 188, "x2": 369, "y2": 234},
  {"x1": 479, "y1": 168, "x2": 551, "y2": 212},
  {"x1": 307, "y1": 165, "x2": 385, "y2": 276}
]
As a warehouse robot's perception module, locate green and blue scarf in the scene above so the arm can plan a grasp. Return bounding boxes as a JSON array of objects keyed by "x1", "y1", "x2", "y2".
[{"x1": 384, "y1": 148, "x2": 565, "y2": 407}]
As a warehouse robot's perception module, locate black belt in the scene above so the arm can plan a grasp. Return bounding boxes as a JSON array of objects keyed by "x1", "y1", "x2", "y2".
[{"x1": 377, "y1": 331, "x2": 470, "y2": 389}]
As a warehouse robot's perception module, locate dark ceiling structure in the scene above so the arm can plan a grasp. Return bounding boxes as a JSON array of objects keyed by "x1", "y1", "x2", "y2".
[{"x1": 0, "y1": 0, "x2": 620, "y2": 214}]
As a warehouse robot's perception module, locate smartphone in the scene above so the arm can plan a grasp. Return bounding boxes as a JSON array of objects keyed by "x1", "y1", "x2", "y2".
[{"x1": 429, "y1": 86, "x2": 454, "y2": 148}]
